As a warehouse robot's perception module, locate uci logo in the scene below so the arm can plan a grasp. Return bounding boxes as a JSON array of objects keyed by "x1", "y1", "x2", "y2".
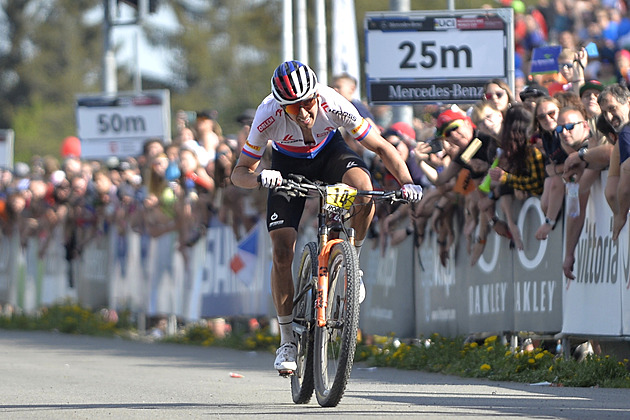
[{"x1": 434, "y1": 18, "x2": 456, "y2": 30}]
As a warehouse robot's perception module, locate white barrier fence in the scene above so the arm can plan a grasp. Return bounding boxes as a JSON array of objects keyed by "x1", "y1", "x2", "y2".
[
  {"x1": 0, "y1": 219, "x2": 274, "y2": 322},
  {"x1": 0, "y1": 171, "x2": 628, "y2": 341}
]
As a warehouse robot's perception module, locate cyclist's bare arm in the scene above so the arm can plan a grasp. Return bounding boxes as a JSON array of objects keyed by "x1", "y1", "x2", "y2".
[
  {"x1": 360, "y1": 129, "x2": 414, "y2": 186},
  {"x1": 231, "y1": 153, "x2": 261, "y2": 189}
]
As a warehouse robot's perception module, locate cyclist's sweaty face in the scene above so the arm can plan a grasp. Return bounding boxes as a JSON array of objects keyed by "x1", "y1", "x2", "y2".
[{"x1": 284, "y1": 95, "x2": 318, "y2": 129}]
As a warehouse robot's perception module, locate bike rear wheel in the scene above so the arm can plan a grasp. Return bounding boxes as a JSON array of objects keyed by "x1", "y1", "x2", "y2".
[
  {"x1": 290, "y1": 242, "x2": 317, "y2": 404},
  {"x1": 314, "y1": 240, "x2": 360, "y2": 407}
]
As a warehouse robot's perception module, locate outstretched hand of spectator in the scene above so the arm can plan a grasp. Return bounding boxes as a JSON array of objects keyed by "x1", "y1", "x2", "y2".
[
  {"x1": 562, "y1": 152, "x2": 586, "y2": 182},
  {"x1": 535, "y1": 222, "x2": 553, "y2": 240},
  {"x1": 563, "y1": 253, "x2": 576, "y2": 280},
  {"x1": 612, "y1": 213, "x2": 627, "y2": 241},
  {"x1": 414, "y1": 142, "x2": 432, "y2": 162},
  {"x1": 488, "y1": 167, "x2": 504, "y2": 182},
  {"x1": 575, "y1": 47, "x2": 588, "y2": 73}
]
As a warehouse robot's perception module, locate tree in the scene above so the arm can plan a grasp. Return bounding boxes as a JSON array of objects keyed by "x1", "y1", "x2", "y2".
[
  {"x1": 142, "y1": 0, "x2": 282, "y2": 136},
  {"x1": 0, "y1": 0, "x2": 102, "y2": 162}
]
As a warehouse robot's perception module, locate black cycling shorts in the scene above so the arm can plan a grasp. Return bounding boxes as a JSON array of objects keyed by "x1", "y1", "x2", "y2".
[{"x1": 266, "y1": 130, "x2": 369, "y2": 232}]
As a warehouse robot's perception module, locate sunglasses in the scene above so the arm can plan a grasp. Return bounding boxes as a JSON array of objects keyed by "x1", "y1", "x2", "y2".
[
  {"x1": 536, "y1": 110, "x2": 557, "y2": 121},
  {"x1": 559, "y1": 62, "x2": 574, "y2": 70},
  {"x1": 443, "y1": 120, "x2": 464, "y2": 137},
  {"x1": 484, "y1": 91, "x2": 505, "y2": 100},
  {"x1": 283, "y1": 95, "x2": 318, "y2": 115},
  {"x1": 555, "y1": 121, "x2": 585, "y2": 133}
]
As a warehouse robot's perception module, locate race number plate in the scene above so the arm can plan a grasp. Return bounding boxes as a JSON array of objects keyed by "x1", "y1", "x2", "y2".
[{"x1": 324, "y1": 184, "x2": 358, "y2": 213}]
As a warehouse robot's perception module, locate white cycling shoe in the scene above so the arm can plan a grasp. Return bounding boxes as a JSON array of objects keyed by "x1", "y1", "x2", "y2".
[{"x1": 274, "y1": 342, "x2": 297, "y2": 371}]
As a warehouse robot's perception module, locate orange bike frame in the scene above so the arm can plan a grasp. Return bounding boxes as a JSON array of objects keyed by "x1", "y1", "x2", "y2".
[{"x1": 316, "y1": 238, "x2": 344, "y2": 327}]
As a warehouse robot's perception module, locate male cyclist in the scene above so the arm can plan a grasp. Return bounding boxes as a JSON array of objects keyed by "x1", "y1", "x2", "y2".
[{"x1": 231, "y1": 61, "x2": 423, "y2": 373}]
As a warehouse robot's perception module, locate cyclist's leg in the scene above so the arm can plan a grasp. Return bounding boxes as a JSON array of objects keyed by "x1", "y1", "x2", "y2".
[
  {"x1": 266, "y1": 150, "x2": 307, "y2": 371},
  {"x1": 269, "y1": 227, "x2": 298, "y2": 321},
  {"x1": 270, "y1": 228, "x2": 299, "y2": 372}
]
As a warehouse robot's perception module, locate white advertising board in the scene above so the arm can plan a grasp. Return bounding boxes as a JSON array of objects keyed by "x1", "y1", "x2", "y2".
[
  {"x1": 365, "y1": 9, "x2": 514, "y2": 104},
  {"x1": 562, "y1": 171, "x2": 626, "y2": 336},
  {"x1": 75, "y1": 90, "x2": 171, "y2": 159}
]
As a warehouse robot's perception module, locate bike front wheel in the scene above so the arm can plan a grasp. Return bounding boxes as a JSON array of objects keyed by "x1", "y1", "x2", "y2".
[
  {"x1": 314, "y1": 240, "x2": 360, "y2": 407},
  {"x1": 290, "y1": 241, "x2": 317, "y2": 404}
]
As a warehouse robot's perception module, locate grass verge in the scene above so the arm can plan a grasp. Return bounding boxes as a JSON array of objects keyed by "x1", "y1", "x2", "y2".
[{"x1": 1, "y1": 303, "x2": 629, "y2": 388}]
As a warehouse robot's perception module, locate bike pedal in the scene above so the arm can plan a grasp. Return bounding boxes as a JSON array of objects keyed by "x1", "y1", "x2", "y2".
[{"x1": 278, "y1": 369, "x2": 294, "y2": 377}]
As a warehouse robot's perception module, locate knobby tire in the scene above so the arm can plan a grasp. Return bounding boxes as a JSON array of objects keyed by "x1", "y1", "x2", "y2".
[
  {"x1": 314, "y1": 240, "x2": 360, "y2": 407},
  {"x1": 290, "y1": 242, "x2": 318, "y2": 404}
]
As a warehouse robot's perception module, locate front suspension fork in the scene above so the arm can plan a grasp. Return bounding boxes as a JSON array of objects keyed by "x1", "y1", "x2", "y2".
[{"x1": 315, "y1": 226, "x2": 355, "y2": 328}]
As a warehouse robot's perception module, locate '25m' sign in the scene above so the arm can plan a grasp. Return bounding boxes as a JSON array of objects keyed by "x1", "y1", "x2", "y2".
[{"x1": 366, "y1": 29, "x2": 505, "y2": 80}]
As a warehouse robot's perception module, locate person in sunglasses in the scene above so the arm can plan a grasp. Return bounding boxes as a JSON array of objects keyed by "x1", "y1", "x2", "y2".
[
  {"x1": 231, "y1": 60, "x2": 423, "y2": 373},
  {"x1": 555, "y1": 106, "x2": 593, "y2": 280},
  {"x1": 557, "y1": 47, "x2": 587, "y2": 95},
  {"x1": 531, "y1": 96, "x2": 566, "y2": 241},
  {"x1": 482, "y1": 79, "x2": 515, "y2": 115}
]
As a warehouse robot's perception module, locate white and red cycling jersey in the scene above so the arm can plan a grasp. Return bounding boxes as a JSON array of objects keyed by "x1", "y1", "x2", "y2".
[{"x1": 240, "y1": 83, "x2": 372, "y2": 160}]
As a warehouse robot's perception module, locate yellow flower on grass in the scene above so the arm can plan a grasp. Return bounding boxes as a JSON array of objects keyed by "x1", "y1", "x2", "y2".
[
  {"x1": 470, "y1": 342, "x2": 478, "y2": 348},
  {"x1": 480, "y1": 364, "x2": 491, "y2": 371},
  {"x1": 535, "y1": 353, "x2": 544, "y2": 360},
  {"x1": 528, "y1": 358, "x2": 535, "y2": 364},
  {"x1": 487, "y1": 346, "x2": 494, "y2": 352},
  {"x1": 484, "y1": 335, "x2": 498, "y2": 345}
]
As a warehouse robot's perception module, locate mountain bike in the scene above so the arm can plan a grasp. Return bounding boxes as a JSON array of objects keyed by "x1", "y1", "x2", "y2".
[{"x1": 268, "y1": 174, "x2": 406, "y2": 407}]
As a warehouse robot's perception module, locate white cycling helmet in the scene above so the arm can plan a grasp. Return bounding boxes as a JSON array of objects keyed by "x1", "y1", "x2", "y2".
[{"x1": 271, "y1": 60, "x2": 318, "y2": 105}]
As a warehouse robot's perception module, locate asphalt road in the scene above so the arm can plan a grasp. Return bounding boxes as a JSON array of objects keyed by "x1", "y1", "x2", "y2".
[{"x1": 1, "y1": 330, "x2": 629, "y2": 419}]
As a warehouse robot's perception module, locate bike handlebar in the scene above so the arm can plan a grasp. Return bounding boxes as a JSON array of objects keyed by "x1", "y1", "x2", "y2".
[{"x1": 258, "y1": 173, "x2": 407, "y2": 203}]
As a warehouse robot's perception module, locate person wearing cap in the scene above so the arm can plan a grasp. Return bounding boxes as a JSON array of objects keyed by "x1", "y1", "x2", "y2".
[
  {"x1": 519, "y1": 82, "x2": 548, "y2": 113},
  {"x1": 231, "y1": 60, "x2": 423, "y2": 373},
  {"x1": 563, "y1": 79, "x2": 613, "y2": 181},
  {"x1": 424, "y1": 108, "x2": 496, "y2": 186},
  {"x1": 415, "y1": 108, "x2": 499, "y2": 261}
]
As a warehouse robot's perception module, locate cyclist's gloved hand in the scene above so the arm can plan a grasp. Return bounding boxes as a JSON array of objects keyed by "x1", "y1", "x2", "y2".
[
  {"x1": 259, "y1": 169, "x2": 283, "y2": 188},
  {"x1": 401, "y1": 184, "x2": 423, "y2": 202}
]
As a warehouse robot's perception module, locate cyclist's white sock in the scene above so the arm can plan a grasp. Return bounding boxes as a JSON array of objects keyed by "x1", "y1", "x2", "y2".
[
  {"x1": 278, "y1": 315, "x2": 294, "y2": 345},
  {"x1": 354, "y1": 238, "x2": 364, "y2": 258}
]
